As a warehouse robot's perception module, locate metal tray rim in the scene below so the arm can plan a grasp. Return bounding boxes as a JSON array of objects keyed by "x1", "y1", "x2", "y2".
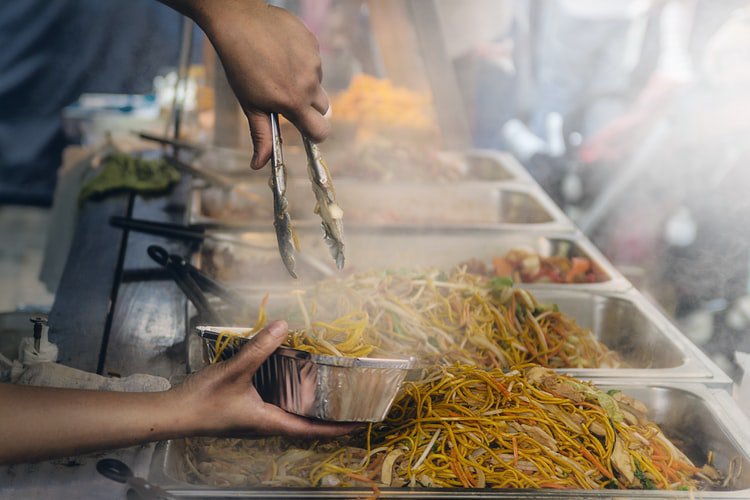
[{"x1": 190, "y1": 179, "x2": 577, "y2": 232}]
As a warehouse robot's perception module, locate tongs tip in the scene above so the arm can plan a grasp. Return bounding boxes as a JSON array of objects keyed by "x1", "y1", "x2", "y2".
[{"x1": 269, "y1": 114, "x2": 346, "y2": 277}]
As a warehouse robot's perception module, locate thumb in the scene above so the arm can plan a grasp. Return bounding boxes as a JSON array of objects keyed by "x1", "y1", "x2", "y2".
[
  {"x1": 225, "y1": 320, "x2": 288, "y2": 377},
  {"x1": 246, "y1": 110, "x2": 273, "y2": 170}
]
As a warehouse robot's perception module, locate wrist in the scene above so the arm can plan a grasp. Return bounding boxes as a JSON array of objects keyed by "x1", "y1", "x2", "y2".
[
  {"x1": 192, "y1": 0, "x2": 268, "y2": 38},
  {"x1": 152, "y1": 388, "x2": 206, "y2": 439}
]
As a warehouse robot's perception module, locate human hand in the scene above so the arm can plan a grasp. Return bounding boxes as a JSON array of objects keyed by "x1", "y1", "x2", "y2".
[
  {"x1": 172, "y1": 320, "x2": 355, "y2": 439},
  {"x1": 194, "y1": 0, "x2": 331, "y2": 169}
]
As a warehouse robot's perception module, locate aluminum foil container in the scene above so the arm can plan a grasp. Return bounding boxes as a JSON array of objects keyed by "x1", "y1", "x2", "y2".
[{"x1": 196, "y1": 326, "x2": 414, "y2": 422}]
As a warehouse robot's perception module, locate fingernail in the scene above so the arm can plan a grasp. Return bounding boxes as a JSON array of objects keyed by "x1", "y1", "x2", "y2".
[
  {"x1": 267, "y1": 320, "x2": 288, "y2": 338},
  {"x1": 251, "y1": 152, "x2": 258, "y2": 169}
]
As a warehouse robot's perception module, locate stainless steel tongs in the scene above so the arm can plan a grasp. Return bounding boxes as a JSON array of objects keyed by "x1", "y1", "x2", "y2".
[{"x1": 269, "y1": 112, "x2": 345, "y2": 278}]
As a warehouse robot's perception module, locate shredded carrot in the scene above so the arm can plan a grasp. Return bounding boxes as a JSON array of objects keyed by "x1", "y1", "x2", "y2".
[{"x1": 580, "y1": 447, "x2": 614, "y2": 480}]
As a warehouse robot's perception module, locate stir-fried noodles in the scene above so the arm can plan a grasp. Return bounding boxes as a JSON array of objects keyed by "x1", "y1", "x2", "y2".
[
  {"x1": 182, "y1": 365, "x2": 727, "y2": 490},
  {"x1": 214, "y1": 266, "x2": 622, "y2": 368},
  {"x1": 195, "y1": 268, "x2": 735, "y2": 492}
]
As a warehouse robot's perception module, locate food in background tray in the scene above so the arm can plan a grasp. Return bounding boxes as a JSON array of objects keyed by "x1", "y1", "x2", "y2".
[
  {"x1": 328, "y1": 139, "x2": 467, "y2": 182},
  {"x1": 200, "y1": 184, "x2": 273, "y2": 220},
  {"x1": 180, "y1": 365, "x2": 732, "y2": 491},
  {"x1": 330, "y1": 74, "x2": 438, "y2": 142},
  {"x1": 207, "y1": 267, "x2": 623, "y2": 369},
  {"x1": 463, "y1": 248, "x2": 600, "y2": 284}
]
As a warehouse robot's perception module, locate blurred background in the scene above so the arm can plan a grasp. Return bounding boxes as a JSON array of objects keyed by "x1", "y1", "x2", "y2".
[{"x1": 2, "y1": 0, "x2": 750, "y2": 378}]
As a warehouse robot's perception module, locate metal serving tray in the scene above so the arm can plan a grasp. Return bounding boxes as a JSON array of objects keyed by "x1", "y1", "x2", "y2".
[
  {"x1": 463, "y1": 149, "x2": 534, "y2": 183},
  {"x1": 191, "y1": 147, "x2": 532, "y2": 182},
  {"x1": 196, "y1": 228, "x2": 629, "y2": 291},
  {"x1": 148, "y1": 382, "x2": 750, "y2": 498},
  {"x1": 184, "y1": 286, "x2": 729, "y2": 387},
  {"x1": 191, "y1": 180, "x2": 570, "y2": 230},
  {"x1": 530, "y1": 289, "x2": 731, "y2": 386}
]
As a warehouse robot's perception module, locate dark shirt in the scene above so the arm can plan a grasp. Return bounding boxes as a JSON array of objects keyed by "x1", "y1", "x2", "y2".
[{"x1": 0, "y1": 0, "x2": 182, "y2": 205}]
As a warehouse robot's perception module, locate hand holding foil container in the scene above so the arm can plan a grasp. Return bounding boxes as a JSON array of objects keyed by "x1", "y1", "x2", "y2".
[{"x1": 197, "y1": 326, "x2": 415, "y2": 422}]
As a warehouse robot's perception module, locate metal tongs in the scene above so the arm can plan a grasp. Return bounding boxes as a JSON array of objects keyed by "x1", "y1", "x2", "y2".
[
  {"x1": 269, "y1": 113, "x2": 345, "y2": 278},
  {"x1": 146, "y1": 244, "x2": 248, "y2": 325}
]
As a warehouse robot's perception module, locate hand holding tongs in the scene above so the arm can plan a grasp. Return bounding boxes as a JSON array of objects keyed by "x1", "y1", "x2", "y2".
[{"x1": 269, "y1": 113, "x2": 345, "y2": 278}]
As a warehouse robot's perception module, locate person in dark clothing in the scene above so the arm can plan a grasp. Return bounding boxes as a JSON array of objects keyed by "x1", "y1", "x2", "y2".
[{"x1": 0, "y1": 0, "x2": 183, "y2": 206}]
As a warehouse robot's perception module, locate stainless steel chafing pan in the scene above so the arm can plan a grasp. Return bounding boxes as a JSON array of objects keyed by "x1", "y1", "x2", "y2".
[
  {"x1": 530, "y1": 289, "x2": 731, "y2": 386},
  {"x1": 187, "y1": 287, "x2": 730, "y2": 388},
  {"x1": 183, "y1": 147, "x2": 531, "y2": 182},
  {"x1": 196, "y1": 228, "x2": 628, "y2": 291},
  {"x1": 148, "y1": 382, "x2": 750, "y2": 498},
  {"x1": 191, "y1": 179, "x2": 570, "y2": 230}
]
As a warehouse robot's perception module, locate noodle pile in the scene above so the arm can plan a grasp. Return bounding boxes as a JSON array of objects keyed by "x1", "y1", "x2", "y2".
[
  {"x1": 193, "y1": 268, "x2": 733, "y2": 492},
  {"x1": 182, "y1": 365, "x2": 726, "y2": 490},
  {"x1": 214, "y1": 266, "x2": 622, "y2": 369}
]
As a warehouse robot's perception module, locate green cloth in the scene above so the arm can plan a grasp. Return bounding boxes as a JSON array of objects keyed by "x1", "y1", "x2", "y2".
[{"x1": 78, "y1": 152, "x2": 180, "y2": 205}]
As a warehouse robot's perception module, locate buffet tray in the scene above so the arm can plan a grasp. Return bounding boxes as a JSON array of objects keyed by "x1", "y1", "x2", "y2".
[
  {"x1": 530, "y1": 289, "x2": 731, "y2": 386},
  {"x1": 193, "y1": 147, "x2": 533, "y2": 183},
  {"x1": 195, "y1": 228, "x2": 629, "y2": 291},
  {"x1": 147, "y1": 382, "x2": 750, "y2": 498},
  {"x1": 183, "y1": 287, "x2": 730, "y2": 388},
  {"x1": 190, "y1": 180, "x2": 570, "y2": 230}
]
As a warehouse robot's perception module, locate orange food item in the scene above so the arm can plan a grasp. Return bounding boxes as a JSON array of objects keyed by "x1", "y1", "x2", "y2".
[{"x1": 492, "y1": 257, "x2": 514, "y2": 277}]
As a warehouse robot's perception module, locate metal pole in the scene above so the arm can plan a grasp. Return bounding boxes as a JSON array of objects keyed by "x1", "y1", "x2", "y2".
[{"x1": 166, "y1": 16, "x2": 195, "y2": 142}]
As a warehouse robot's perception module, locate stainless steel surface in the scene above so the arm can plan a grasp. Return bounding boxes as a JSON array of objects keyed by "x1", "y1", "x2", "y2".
[
  {"x1": 187, "y1": 147, "x2": 529, "y2": 182},
  {"x1": 270, "y1": 112, "x2": 297, "y2": 278},
  {"x1": 531, "y1": 289, "x2": 731, "y2": 386},
  {"x1": 302, "y1": 137, "x2": 345, "y2": 270},
  {"x1": 193, "y1": 180, "x2": 570, "y2": 230},
  {"x1": 464, "y1": 149, "x2": 534, "y2": 183},
  {"x1": 197, "y1": 228, "x2": 628, "y2": 291},
  {"x1": 197, "y1": 326, "x2": 414, "y2": 422},
  {"x1": 148, "y1": 382, "x2": 750, "y2": 498}
]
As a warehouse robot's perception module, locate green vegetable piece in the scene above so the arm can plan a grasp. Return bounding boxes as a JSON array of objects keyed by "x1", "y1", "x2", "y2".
[
  {"x1": 607, "y1": 389, "x2": 621, "y2": 396},
  {"x1": 596, "y1": 392, "x2": 624, "y2": 424},
  {"x1": 634, "y1": 459, "x2": 655, "y2": 490},
  {"x1": 487, "y1": 276, "x2": 514, "y2": 290}
]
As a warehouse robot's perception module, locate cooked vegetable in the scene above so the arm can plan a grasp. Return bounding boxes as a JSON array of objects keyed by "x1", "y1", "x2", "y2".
[{"x1": 465, "y1": 249, "x2": 600, "y2": 284}]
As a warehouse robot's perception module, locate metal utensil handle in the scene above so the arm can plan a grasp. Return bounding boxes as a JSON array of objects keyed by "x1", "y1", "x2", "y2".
[
  {"x1": 126, "y1": 477, "x2": 173, "y2": 500},
  {"x1": 110, "y1": 216, "x2": 206, "y2": 243},
  {"x1": 147, "y1": 245, "x2": 224, "y2": 325},
  {"x1": 136, "y1": 131, "x2": 206, "y2": 154},
  {"x1": 163, "y1": 156, "x2": 235, "y2": 190},
  {"x1": 186, "y1": 264, "x2": 248, "y2": 308},
  {"x1": 97, "y1": 458, "x2": 133, "y2": 483}
]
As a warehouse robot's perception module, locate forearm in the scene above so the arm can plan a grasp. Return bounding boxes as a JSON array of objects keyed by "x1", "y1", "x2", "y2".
[
  {"x1": 0, "y1": 383, "x2": 195, "y2": 465},
  {"x1": 157, "y1": 0, "x2": 265, "y2": 31}
]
